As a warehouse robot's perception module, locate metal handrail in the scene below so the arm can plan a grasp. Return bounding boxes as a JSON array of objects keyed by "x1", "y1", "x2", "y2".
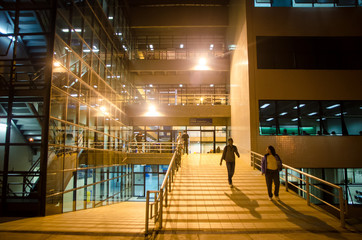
[
  {"x1": 129, "y1": 141, "x2": 178, "y2": 153},
  {"x1": 145, "y1": 144, "x2": 182, "y2": 235},
  {"x1": 250, "y1": 151, "x2": 346, "y2": 227}
]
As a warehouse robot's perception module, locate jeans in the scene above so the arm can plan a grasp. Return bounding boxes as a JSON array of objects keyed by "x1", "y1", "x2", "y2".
[
  {"x1": 265, "y1": 169, "x2": 280, "y2": 197},
  {"x1": 226, "y1": 161, "x2": 235, "y2": 185},
  {"x1": 183, "y1": 142, "x2": 188, "y2": 154}
]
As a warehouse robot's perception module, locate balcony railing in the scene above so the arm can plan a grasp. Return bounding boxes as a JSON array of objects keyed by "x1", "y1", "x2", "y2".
[
  {"x1": 250, "y1": 151, "x2": 346, "y2": 227},
  {"x1": 131, "y1": 93, "x2": 229, "y2": 106}
]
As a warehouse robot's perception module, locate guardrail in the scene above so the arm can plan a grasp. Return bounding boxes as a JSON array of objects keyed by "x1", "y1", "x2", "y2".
[
  {"x1": 145, "y1": 144, "x2": 182, "y2": 235},
  {"x1": 128, "y1": 141, "x2": 178, "y2": 153},
  {"x1": 131, "y1": 93, "x2": 229, "y2": 106},
  {"x1": 250, "y1": 151, "x2": 346, "y2": 227}
]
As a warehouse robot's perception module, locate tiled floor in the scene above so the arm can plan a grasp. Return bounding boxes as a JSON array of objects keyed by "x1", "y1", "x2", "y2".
[
  {"x1": 0, "y1": 153, "x2": 361, "y2": 240},
  {"x1": 157, "y1": 153, "x2": 362, "y2": 239}
]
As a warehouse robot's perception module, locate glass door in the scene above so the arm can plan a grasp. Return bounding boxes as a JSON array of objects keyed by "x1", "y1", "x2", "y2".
[
  {"x1": 201, "y1": 131, "x2": 214, "y2": 153},
  {"x1": 188, "y1": 130, "x2": 200, "y2": 153}
]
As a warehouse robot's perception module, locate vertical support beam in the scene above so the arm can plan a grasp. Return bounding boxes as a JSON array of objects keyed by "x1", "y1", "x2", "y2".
[
  {"x1": 145, "y1": 191, "x2": 149, "y2": 235},
  {"x1": 306, "y1": 177, "x2": 310, "y2": 206},
  {"x1": 285, "y1": 168, "x2": 288, "y2": 192},
  {"x1": 159, "y1": 188, "x2": 163, "y2": 229},
  {"x1": 339, "y1": 188, "x2": 345, "y2": 228},
  {"x1": 39, "y1": 0, "x2": 58, "y2": 216}
]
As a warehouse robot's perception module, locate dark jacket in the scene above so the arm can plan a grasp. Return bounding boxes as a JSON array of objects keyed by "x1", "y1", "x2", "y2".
[
  {"x1": 221, "y1": 145, "x2": 240, "y2": 162},
  {"x1": 261, "y1": 153, "x2": 283, "y2": 174}
]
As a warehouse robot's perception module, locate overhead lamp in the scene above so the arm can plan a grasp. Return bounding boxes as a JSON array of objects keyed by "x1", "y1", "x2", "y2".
[
  {"x1": 180, "y1": 44, "x2": 184, "y2": 49},
  {"x1": 194, "y1": 58, "x2": 210, "y2": 71},
  {"x1": 108, "y1": 16, "x2": 113, "y2": 20},
  {"x1": 210, "y1": 84, "x2": 214, "y2": 87},
  {"x1": 293, "y1": 104, "x2": 305, "y2": 109},
  {"x1": 260, "y1": 104, "x2": 270, "y2": 109},
  {"x1": 143, "y1": 104, "x2": 163, "y2": 117},
  {"x1": 179, "y1": 84, "x2": 183, "y2": 87},
  {"x1": 326, "y1": 104, "x2": 340, "y2": 109},
  {"x1": 291, "y1": 118, "x2": 299, "y2": 121},
  {"x1": 279, "y1": 112, "x2": 287, "y2": 116},
  {"x1": 308, "y1": 112, "x2": 318, "y2": 116},
  {"x1": 266, "y1": 118, "x2": 274, "y2": 121},
  {"x1": 53, "y1": 61, "x2": 61, "y2": 67}
]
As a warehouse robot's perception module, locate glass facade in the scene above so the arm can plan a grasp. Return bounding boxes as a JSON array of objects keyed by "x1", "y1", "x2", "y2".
[
  {"x1": 259, "y1": 100, "x2": 362, "y2": 136},
  {"x1": 133, "y1": 164, "x2": 169, "y2": 198},
  {"x1": 0, "y1": 0, "x2": 134, "y2": 216},
  {"x1": 47, "y1": 0, "x2": 133, "y2": 215}
]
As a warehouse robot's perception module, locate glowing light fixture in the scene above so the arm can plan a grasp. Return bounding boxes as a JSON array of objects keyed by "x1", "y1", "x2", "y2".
[
  {"x1": 194, "y1": 58, "x2": 210, "y2": 70},
  {"x1": 266, "y1": 118, "x2": 274, "y2": 121},
  {"x1": 291, "y1": 118, "x2": 299, "y2": 121},
  {"x1": 260, "y1": 104, "x2": 270, "y2": 109},
  {"x1": 326, "y1": 104, "x2": 340, "y2": 109},
  {"x1": 180, "y1": 44, "x2": 184, "y2": 49},
  {"x1": 53, "y1": 61, "x2": 61, "y2": 67},
  {"x1": 143, "y1": 104, "x2": 163, "y2": 117},
  {"x1": 28, "y1": 138, "x2": 34, "y2": 142},
  {"x1": 308, "y1": 112, "x2": 318, "y2": 116},
  {"x1": 108, "y1": 16, "x2": 113, "y2": 20},
  {"x1": 210, "y1": 84, "x2": 214, "y2": 87},
  {"x1": 293, "y1": 104, "x2": 305, "y2": 109},
  {"x1": 179, "y1": 84, "x2": 183, "y2": 87},
  {"x1": 279, "y1": 112, "x2": 287, "y2": 116}
]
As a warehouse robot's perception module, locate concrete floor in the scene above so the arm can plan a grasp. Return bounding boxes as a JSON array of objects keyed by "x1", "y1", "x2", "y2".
[{"x1": 0, "y1": 153, "x2": 361, "y2": 240}]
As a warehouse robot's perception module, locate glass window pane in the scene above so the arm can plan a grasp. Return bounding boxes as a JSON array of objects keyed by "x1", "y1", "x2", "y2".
[
  {"x1": 259, "y1": 100, "x2": 276, "y2": 135},
  {"x1": 321, "y1": 101, "x2": 342, "y2": 135},
  {"x1": 343, "y1": 101, "x2": 362, "y2": 136},
  {"x1": 300, "y1": 101, "x2": 321, "y2": 135},
  {"x1": 134, "y1": 173, "x2": 144, "y2": 184},
  {"x1": 134, "y1": 185, "x2": 144, "y2": 197},
  {"x1": 277, "y1": 101, "x2": 299, "y2": 135}
]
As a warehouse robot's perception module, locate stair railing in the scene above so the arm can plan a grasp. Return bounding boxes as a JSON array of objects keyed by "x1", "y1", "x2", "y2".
[
  {"x1": 145, "y1": 143, "x2": 182, "y2": 235},
  {"x1": 250, "y1": 151, "x2": 346, "y2": 227}
]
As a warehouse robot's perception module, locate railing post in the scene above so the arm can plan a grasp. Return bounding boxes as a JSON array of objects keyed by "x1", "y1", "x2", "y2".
[
  {"x1": 285, "y1": 168, "x2": 289, "y2": 192},
  {"x1": 252, "y1": 154, "x2": 255, "y2": 170},
  {"x1": 306, "y1": 177, "x2": 310, "y2": 206},
  {"x1": 159, "y1": 188, "x2": 163, "y2": 229},
  {"x1": 339, "y1": 188, "x2": 345, "y2": 228},
  {"x1": 145, "y1": 191, "x2": 150, "y2": 235},
  {"x1": 165, "y1": 178, "x2": 168, "y2": 207}
]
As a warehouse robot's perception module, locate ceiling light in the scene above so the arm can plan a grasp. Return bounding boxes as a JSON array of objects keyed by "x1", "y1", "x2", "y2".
[
  {"x1": 279, "y1": 112, "x2": 287, "y2": 116},
  {"x1": 266, "y1": 118, "x2": 274, "y2": 121},
  {"x1": 260, "y1": 104, "x2": 270, "y2": 109},
  {"x1": 326, "y1": 104, "x2": 340, "y2": 109}
]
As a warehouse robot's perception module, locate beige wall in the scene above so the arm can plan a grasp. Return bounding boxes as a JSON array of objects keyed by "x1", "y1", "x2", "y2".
[
  {"x1": 228, "y1": 0, "x2": 251, "y2": 161},
  {"x1": 245, "y1": 3, "x2": 362, "y2": 168}
]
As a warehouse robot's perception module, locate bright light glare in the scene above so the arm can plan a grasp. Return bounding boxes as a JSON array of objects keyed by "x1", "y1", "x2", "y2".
[
  {"x1": 53, "y1": 61, "x2": 61, "y2": 67},
  {"x1": 143, "y1": 104, "x2": 163, "y2": 117},
  {"x1": 260, "y1": 104, "x2": 270, "y2": 109},
  {"x1": 0, "y1": 123, "x2": 7, "y2": 130},
  {"x1": 100, "y1": 106, "x2": 107, "y2": 112},
  {"x1": 194, "y1": 58, "x2": 210, "y2": 70}
]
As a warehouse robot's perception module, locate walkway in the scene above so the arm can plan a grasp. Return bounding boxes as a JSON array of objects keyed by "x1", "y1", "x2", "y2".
[
  {"x1": 158, "y1": 153, "x2": 361, "y2": 239},
  {"x1": 0, "y1": 153, "x2": 361, "y2": 240}
]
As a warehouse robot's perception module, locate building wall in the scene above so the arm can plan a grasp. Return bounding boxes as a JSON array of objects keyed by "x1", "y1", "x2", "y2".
[
  {"x1": 228, "y1": 0, "x2": 251, "y2": 161},
  {"x1": 245, "y1": 3, "x2": 362, "y2": 168}
]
